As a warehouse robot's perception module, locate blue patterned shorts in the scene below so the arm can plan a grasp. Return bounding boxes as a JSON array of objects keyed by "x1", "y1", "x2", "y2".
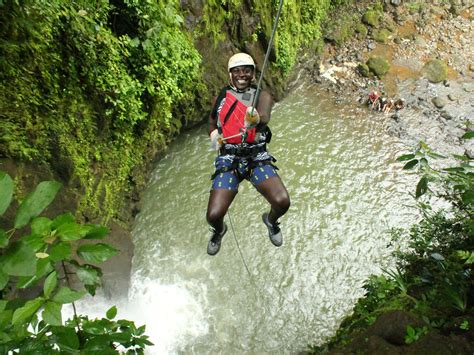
[{"x1": 211, "y1": 156, "x2": 278, "y2": 191}]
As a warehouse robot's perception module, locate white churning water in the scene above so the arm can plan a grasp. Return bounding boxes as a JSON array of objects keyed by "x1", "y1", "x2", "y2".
[{"x1": 94, "y1": 80, "x2": 419, "y2": 354}]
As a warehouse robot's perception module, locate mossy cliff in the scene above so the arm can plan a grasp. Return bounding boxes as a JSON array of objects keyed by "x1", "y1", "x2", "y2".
[{"x1": 0, "y1": 0, "x2": 341, "y2": 226}]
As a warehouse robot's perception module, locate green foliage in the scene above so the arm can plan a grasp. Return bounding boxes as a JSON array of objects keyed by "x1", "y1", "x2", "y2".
[
  {"x1": 200, "y1": 0, "x2": 336, "y2": 76},
  {"x1": 405, "y1": 325, "x2": 428, "y2": 344},
  {"x1": 372, "y1": 28, "x2": 391, "y2": 43},
  {"x1": 0, "y1": 171, "x2": 152, "y2": 353},
  {"x1": 0, "y1": 0, "x2": 203, "y2": 221},
  {"x1": 362, "y1": 10, "x2": 380, "y2": 27}
]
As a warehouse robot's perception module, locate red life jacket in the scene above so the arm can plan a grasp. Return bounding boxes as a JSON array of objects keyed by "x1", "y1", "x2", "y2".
[{"x1": 218, "y1": 89, "x2": 257, "y2": 144}]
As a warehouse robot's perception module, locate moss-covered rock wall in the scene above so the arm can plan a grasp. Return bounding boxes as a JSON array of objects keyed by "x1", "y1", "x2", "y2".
[{"x1": 0, "y1": 0, "x2": 343, "y2": 225}]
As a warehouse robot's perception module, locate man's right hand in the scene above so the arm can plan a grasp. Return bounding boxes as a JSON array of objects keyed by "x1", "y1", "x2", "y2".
[{"x1": 210, "y1": 129, "x2": 222, "y2": 150}]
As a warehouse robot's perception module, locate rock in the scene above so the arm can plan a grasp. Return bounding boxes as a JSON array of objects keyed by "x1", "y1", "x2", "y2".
[
  {"x1": 369, "y1": 310, "x2": 425, "y2": 345},
  {"x1": 391, "y1": 0, "x2": 401, "y2": 6},
  {"x1": 409, "y1": 332, "x2": 473, "y2": 355},
  {"x1": 465, "y1": 149, "x2": 474, "y2": 159},
  {"x1": 357, "y1": 63, "x2": 371, "y2": 77},
  {"x1": 355, "y1": 23, "x2": 368, "y2": 38},
  {"x1": 362, "y1": 10, "x2": 380, "y2": 27},
  {"x1": 367, "y1": 56, "x2": 391, "y2": 78},
  {"x1": 422, "y1": 59, "x2": 448, "y2": 83},
  {"x1": 373, "y1": 28, "x2": 391, "y2": 43},
  {"x1": 394, "y1": 37, "x2": 402, "y2": 44},
  {"x1": 368, "y1": 42, "x2": 377, "y2": 50},
  {"x1": 432, "y1": 96, "x2": 447, "y2": 108},
  {"x1": 448, "y1": 94, "x2": 456, "y2": 101},
  {"x1": 441, "y1": 110, "x2": 453, "y2": 119},
  {"x1": 469, "y1": 63, "x2": 474, "y2": 72}
]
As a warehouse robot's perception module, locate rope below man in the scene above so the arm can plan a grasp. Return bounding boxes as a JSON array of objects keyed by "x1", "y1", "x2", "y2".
[{"x1": 206, "y1": 53, "x2": 291, "y2": 256}]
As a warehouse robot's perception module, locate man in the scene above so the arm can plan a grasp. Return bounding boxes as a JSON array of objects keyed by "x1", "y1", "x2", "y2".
[{"x1": 206, "y1": 52, "x2": 290, "y2": 256}]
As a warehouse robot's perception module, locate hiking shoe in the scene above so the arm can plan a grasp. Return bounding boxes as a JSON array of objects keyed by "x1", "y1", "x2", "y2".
[
  {"x1": 262, "y1": 213, "x2": 282, "y2": 247},
  {"x1": 207, "y1": 223, "x2": 228, "y2": 256}
]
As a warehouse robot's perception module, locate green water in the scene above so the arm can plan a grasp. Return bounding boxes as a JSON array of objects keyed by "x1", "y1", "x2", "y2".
[{"x1": 129, "y1": 80, "x2": 416, "y2": 354}]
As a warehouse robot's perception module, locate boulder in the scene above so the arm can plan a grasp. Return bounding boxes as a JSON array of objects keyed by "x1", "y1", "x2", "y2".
[
  {"x1": 355, "y1": 23, "x2": 368, "y2": 38},
  {"x1": 367, "y1": 310, "x2": 425, "y2": 346},
  {"x1": 362, "y1": 10, "x2": 380, "y2": 27},
  {"x1": 367, "y1": 56, "x2": 391, "y2": 78},
  {"x1": 373, "y1": 28, "x2": 391, "y2": 43},
  {"x1": 432, "y1": 96, "x2": 447, "y2": 108},
  {"x1": 357, "y1": 63, "x2": 371, "y2": 77},
  {"x1": 422, "y1": 59, "x2": 448, "y2": 83}
]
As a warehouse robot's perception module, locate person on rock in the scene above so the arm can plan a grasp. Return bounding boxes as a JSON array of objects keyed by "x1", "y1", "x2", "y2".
[
  {"x1": 368, "y1": 90, "x2": 380, "y2": 110},
  {"x1": 383, "y1": 98, "x2": 395, "y2": 114},
  {"x1": 206, "y1": 52, "x2": 290, "y2": 256}
]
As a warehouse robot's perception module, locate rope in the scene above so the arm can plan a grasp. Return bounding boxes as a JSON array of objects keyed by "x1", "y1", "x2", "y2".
[
  {"x1": 250, "y1": 0, "x2": 285, "y2": 112},
  {"x1": 227, "y1": 210, "x2": 253, "y2": 278}
]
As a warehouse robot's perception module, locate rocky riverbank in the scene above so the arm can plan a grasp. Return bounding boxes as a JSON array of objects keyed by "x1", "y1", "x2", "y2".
[{"x1": 309, "y1": 0, "x2": 473, "y2": 162}]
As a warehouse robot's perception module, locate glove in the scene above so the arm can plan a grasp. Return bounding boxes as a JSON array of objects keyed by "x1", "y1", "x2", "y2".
[
  {"x1": 210, "y1": 129, "x2": 222, "y2": 150},
  {"x1": 245, "y1": 107, "x2": 260, "y2": 129}
]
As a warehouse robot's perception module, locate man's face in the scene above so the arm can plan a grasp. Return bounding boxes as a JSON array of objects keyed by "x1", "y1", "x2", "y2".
[{"x1": 230, "y1": 65, "x2": 254, "y2": 91}]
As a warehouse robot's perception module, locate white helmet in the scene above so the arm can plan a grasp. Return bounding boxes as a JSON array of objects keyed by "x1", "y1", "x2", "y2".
[{"x1": 228, "y1": 53, "x2": 255, "y2": 72}]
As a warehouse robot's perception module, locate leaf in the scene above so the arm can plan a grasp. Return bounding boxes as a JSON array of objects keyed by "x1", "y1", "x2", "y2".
[
  {"x1": 17, "y1": 258, "x2": 52, "y2": 289},
  {"x1": 44, "y1": 271, "x2": 58, "y2": 298},
  {"x1": 76, "y1": 265, "x2": 102, "y2": 286},
  {"x1": 14, "y1": 181, "x2": 62, "y2": 229},
  {"x1": 0, "y1": 310, "x2": 13, "y2": 331},
  {"x1": 0, "y1": 229, "x2": 8, "y2": 248},
  {"x1": 0, "y1": 172, "x2": 13, "y2": 216},
  {"x1": 84, "y1": 225, "x2": 109, "y2": 240},
  {"x1": 1, "y1": 241, "x2": 37, "y2": 276},
  {"x1": 53, "y1": 326, "x2": 79, "y2": 350},
  {"x1": 22, "y1": 234, "x2": 45, "y2": 251},
  {"x1": 462, "y1": 131, "x2": 474, "y2": 139},
  {"x1": 130, "y1": 37, "x2": 140, "y2": 47},
  {"x1": 85, "y1": 284, "x2": 97, "y2": 296},
  {"x1": 42, "y1": 301, "x2": 62, "y2": 326},
  {"x1": 396, "y1": 154, "x2": 415, "y2": 162},
  {"x1": 0, "y1": 269, "x2": 8, "y2": 290},
  {"x1": 12, "y1": 298, "x2": 43, "y2": 326},
  {"x1": 106, "y1": 306, "x2": 117, "y2": 320},
  {"x1": 77, "y1": 243, "x2": 118, "y2": 264},
  {"x1": 403, "y1": 159, "x2": 419, "y2": 170},
  {"x1": 56, "y1": 222, "x2": 92, "y2": 242},
  {"x1": 31, "y1": 217, "x2": 52, "y2": 237},
  {"x1": 53, "y1": 287, "x2": 86, "y2": 304},
  {"x1": 51, "y1": 213, "x2": 75, "y2": 229},
  {"x1": 49, "y1": 242, "x2": 72, "y2": 262},
  {"x1": 461, "y1": 190, "x2": 474, "y2": 205},
  {"x1": 415, "y1": 176, "x2": 428, "y2": 198}
]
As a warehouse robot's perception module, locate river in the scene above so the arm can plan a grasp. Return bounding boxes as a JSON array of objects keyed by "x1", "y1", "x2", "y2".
[{"x1": 76, "y1": 79, "x2": 418, "y2": 354}]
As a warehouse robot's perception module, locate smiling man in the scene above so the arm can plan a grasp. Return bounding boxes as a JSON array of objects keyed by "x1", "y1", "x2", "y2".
[{"x1": 206, "y1": 52, "x2": 290, "y2": 256}]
